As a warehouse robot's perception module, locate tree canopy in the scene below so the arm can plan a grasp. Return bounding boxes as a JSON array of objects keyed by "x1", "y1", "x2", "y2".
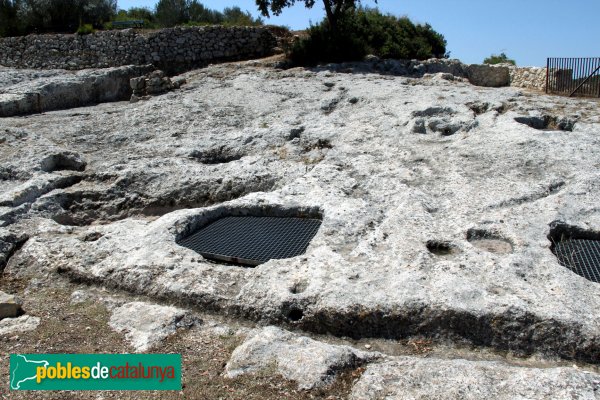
[
  {"x1": 484, "y1": 52, "x2": 516, "y2": 66},
  {"x1": 1, "y1": 0, "x2": 116, "y2": 35},
  {"x1": 154, "y1": 0, "x2": 262, "y2": 28},
  {"x1": 289, "y1": 7, "x2": 447, "y2": 65},
  {"x1": 255, "y1": 0, "x2": 375, "y2": 29},
  {"x1": 1, "y1": 0, "x2": 262, "y2": 37}
]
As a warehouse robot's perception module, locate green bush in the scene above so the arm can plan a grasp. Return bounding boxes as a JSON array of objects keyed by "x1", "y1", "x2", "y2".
[
  {"x1": 483, "y1": 52, "x2": 516, "y2": 66},
  {"x1": 76, "y1": 23, "x2": 95, "y2": 35},
  {"x1": 289, "y1": 7, "x2": 447, "y2": 65}
]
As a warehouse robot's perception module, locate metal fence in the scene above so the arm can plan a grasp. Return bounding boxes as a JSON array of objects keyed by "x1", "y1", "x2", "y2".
[{"x1": 546, "y1": 57, "x2": 600, "y2": 97}]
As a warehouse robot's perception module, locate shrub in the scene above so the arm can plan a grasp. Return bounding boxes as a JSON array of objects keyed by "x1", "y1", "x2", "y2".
[
  {"x1": 289, "y1": 7, "x2": 447, "y2": 65},
  {"x1": 76, "y1": 23, "x2": 95, "y2": 35},
  {"x1": 483, "y1": 52, "x2": 516, "y2": 66}
]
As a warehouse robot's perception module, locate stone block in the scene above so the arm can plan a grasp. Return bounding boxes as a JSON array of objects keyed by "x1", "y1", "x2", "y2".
[{"x1": 467, "y1": 64, "x2": 510, "y2": 87}]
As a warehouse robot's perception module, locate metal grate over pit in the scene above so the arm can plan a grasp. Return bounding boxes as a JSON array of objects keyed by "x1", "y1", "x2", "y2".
[
  {"x1": 554, "y1": 239, "x2": 600, "y2": 283},
  {"x1": 178, "y1": 216, "x2": 322, "y2": 266}
]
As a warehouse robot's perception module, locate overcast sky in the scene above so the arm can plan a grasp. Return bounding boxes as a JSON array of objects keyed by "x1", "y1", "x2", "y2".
[{"x1": 116, "y1": 0, "x2": 600, "y2": 67}]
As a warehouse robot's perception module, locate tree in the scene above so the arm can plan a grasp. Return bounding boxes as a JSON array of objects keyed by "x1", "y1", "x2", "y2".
[
  {"x1": 223, "y1": 6, "x2": 263, "y2": 26},
  {"x1": 255, "y1": 0, "x2": 375, "y2": 31},
  {"x1": 82, "y1": 0, "x2": 117, "y2": 27},
  {"x1": 289, "y1": 7, "x2": 446, "y2": 65},
  {"x1": 0, "y1": 0, "x2": 18, "y2": 37},
  {"x1": 118, "y1": 7, "x2": 155, "y2": 21},
  {"x1": 155, "y1": 0, "x2": 189, "y2": 27},
  {"x1": 13, "y1": 0, "x2": 116, "y2": 33},
  {"x1": 188, "y1": 0, "x2": 222, "y2": 24},
  {"x1": 484, "y1": 52, "x2": 516, "y2": 66}
]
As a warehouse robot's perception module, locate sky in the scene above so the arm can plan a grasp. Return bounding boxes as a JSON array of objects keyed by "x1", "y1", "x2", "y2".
[{"x1": 117, "y1": 0, "x2": 600, "y2": 67}]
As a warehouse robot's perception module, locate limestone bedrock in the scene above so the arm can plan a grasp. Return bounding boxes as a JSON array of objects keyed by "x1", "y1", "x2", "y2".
[{"x1": 2, "y1": 61, "x2": 600, "y2": 364}]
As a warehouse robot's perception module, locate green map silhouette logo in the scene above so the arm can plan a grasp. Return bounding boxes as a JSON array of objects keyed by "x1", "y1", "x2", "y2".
[{"x1": 10, "y1": 354, "x2": 49, "y2": 390}]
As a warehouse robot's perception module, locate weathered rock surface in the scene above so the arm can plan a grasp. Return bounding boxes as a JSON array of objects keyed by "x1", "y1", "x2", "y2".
[
  {"x1": 0, "y1": 65, "x2": 153, "y2": 117},
  {"x1": 108, "y1": 301, "x2": 192, "y2": 352},
  {"x1": 0, "y1": 315, "x2": 40, "y2": 336},
  {"x1": 2, "y1": 59, "x2": 600, "y2": 385},
  {"x1": 350, "y1": 358, "x2": 600, "y2": 400},
  {"x1": 0, "y1": 291, "x2": 22, "y2": 319},
  {"x1": 226, "y1": 326, "x2": 378, "y2": 389}
]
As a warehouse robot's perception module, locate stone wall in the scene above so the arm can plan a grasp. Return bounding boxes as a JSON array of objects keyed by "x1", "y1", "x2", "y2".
[
  {"x1": 0, "y1": 26, "x2": 276, "y2": 73},
  {"x1": 509, "y1": 66, "x2": 546, "y2": 91},
  {"x1": 327, "y1": 57, "x2": 513, "y2": 87},
  {"x1": 359, "y1": 58, "x2": 548, "y2": 90}
]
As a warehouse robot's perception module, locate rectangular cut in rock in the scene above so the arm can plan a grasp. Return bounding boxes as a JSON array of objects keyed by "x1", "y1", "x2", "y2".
[
  {"x1": 178, "y1": 216, "x2": 322, "y2": 266},
  {"x1": 0, "y1": 291, "x2": 22, "y2": 319}
]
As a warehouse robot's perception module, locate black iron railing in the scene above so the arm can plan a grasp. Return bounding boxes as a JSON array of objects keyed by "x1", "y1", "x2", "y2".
[{"x1": 546, "y1": 57, "x2": 600, "y2": 97}]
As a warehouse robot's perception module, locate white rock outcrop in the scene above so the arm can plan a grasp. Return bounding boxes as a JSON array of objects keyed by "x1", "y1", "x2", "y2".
[
  {"x1": 350, "y1": 358, "x2": 600, "y2": 400},
  {"x1": 226, "y1": 326, "x2": 378, "y2": 389},
  {"x1": 108, "y1": 301, "x2": 189, "y2": 352},
  {"x1": 0, "y1": 315, "x2": 40, "y2": 336}
]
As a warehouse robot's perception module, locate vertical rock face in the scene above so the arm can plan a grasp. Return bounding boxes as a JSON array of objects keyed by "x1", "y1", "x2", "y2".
[
  {"x1": 0, "y1": 231, "x2": 28, "y2": 270},
  {"x1": 467, "y1": 64, "x2": 511, "y2": 87},
  {"x1": 0, "y1": 65, "x2": 154, "y2": 117},
  {"x1": 129, "y1": 70, "x2": 186, "y2": 102},
  {"x1": 0, "y1": 27, "x2": 277, "y2": 73}
]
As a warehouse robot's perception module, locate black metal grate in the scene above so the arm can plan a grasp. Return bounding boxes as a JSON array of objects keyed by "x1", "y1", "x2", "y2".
[
  {"x1": 546, "y1": 58, "x2": 600, "y2": 98},
  {"x1": 178, "y1": 216, "x2": 322, "y2": 266},
  {"x1": 554, "y1": 239, "x2": 600, "y2": 283}
]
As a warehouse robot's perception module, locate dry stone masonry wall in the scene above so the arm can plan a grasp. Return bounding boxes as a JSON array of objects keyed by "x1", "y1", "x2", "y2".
[
  {"x1": 324, "y1": 57, "x2": 548, "y2": 90},
  {"x1": 0, "y1": 26, "x2": 276, "y2": 73},
  {"x1": 509, "y1": 66, "x2": 547, "y2": 91}
]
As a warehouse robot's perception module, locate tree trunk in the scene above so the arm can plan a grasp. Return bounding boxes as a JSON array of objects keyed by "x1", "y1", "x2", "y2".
[
  {"x1": 322, "y1": 0, "x2": 357, "y2": 33},
  {"x1": 322, "y1": 0, "x2": 337, "y2": 31}
]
